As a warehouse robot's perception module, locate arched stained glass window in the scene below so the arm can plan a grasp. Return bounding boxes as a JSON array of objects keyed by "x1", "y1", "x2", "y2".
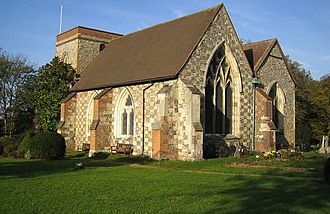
[
  {"x1": 116, "y1": 90, "x2": 135, "y2": 137},
  {"x1": 205, "y1": 44, "x2": 234, "y2": 135}
]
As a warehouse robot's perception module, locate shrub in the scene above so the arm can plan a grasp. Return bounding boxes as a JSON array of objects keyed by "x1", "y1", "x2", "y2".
[
  {"x1": 3, "y1": 143, "x2": 20, "y2": 157},
  {"x1": 0, "y1": 142, "x2": 3, "y2": 155},
  {"x1": 91, "y1": 152, "x2": 110, "y2": 160},
  {"x1": 0, "y1": 136, "x2": 16, "y2": 144},
  {"x1": 18, "y1": 132, "x2": 34, "y2": 155},
  {"x1": 0, "y1": 136, "x2": 16, "y2": 155},
  {"x1": 324, "y1": 157, "x2": 330, "y2": 181},
  {"x1": 29, "y1": 131, "x2": 66, "y2": 160}
]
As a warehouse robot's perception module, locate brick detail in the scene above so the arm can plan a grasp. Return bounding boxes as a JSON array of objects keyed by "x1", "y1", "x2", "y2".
[
  {"x1": 152, "y1": 118, "x2": 178, "y2": 160},
  {"x1": 255, "y1": 89, "x2": 276, "y2": 152},
  {"x1": 257, "y1": 44, "x2": 295, "y2": 147}
]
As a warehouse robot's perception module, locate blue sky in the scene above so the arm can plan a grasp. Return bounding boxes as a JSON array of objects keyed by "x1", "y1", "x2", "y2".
[{"x1": 0, "y1": 0, "x2": 329, "y2": 79}]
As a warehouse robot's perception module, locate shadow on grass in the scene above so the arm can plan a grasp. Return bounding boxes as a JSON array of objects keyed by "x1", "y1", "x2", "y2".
[
  {"x1": 0, "y1": 153, "x2": 152, "y2": 179},
  {"x1": 198, "y1": 172, "x2": 330, "y2": 213}
]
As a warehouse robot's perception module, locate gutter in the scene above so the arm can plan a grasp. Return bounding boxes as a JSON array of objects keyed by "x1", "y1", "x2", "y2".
[{"x1": 141, "y1": 82, "x2": 154, "y2": 155}]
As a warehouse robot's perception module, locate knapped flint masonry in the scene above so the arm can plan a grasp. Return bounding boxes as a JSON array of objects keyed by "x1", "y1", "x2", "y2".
[{"x1": 56, "y1": 4, "x2": 295, "y2": 160}]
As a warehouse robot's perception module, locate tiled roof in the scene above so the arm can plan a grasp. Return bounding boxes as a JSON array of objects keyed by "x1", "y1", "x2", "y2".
[
  {"x1": 71, "y1": 4, "x2": 223, "y2": 92},
  {"x1": 242, "y1": 39, "x2": 277, "y2": 72}
]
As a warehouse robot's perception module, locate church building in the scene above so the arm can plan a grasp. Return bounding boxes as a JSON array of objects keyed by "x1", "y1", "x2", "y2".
[{"x1": 56, "y1": 4, "x2": 295, "y2": 160}]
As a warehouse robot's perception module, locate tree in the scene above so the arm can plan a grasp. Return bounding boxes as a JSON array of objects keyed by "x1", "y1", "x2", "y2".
[
  {"x1": 320, "y1": 74, "x2": 330, "y2": 88},
  {"x1": 0, "y1": 49, "x2": 35, "y2": 136},
  {"x1": 26, "y1": 57, "x2": 76, "y2": 131},
  {"x1": 287, "y1": 56, "x2": 330, "y2": 146}
]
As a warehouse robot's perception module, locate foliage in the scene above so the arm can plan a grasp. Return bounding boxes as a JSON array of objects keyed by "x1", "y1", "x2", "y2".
[
  {"x1": 24, "y1": 57, "x2": 76, "y2": 131},
  {"x1": 28, "y1": 131, "x2": 66, "y2": 160},
  {"x1": 0, "y1": 49, "x2": 35, "y2": 135},
  {"x1": 324, "y1": 157, "x2": 330, "y2": 181},
  {"x1": 0, "y1": 143, "x2": 3, "y2": 155},
  {"x1": 3, "y1": 143, "x2": 20, "y2": 157},
  {"x1": 0, "y1": 135, "x2": 17, "y2": 157},
  {"x1": 261, "y1": 150, "x2": 278, "y2": 159},
  {"x1": 0, "y1": 135, "x2": 16, "y2": 145},
  {"x1": 287, "y1": 56, "x2": 330, "y2": 144},
  {"x1": 18, "y1": 131, "x2": 34, "y2": 155},
  {"x1": 296, "y1": 122, "x2": 312, "y2": 151}
]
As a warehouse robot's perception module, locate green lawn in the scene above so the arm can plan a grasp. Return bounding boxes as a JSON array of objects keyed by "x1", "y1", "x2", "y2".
[{"x1": 1, "y1": 152, "x2": 330, "y2": 213}]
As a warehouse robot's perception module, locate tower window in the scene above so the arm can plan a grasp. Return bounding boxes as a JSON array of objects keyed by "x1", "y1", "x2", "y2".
[
  {"x1": 62, "y1": 52, "x2": 69, "y2": 64},
  {"x1": 99, "y1": 44, "x2": 106, "y2": 52}
]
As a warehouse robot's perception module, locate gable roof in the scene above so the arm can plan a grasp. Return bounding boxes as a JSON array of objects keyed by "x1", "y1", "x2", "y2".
[
  {"x1": 71, "y1": 4, "x2": 223, "y2": 92},
  {"x1": 242, "y1": 39, "x2": 277, "y2": 72},
  {"x1": 243, "y1": 39, "x2": 295, "y2": 85}
]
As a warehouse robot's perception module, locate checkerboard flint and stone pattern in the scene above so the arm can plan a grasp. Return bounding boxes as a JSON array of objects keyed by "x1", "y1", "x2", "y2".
[
  {"x1": 179, "y1": 6, "x2": 254, "y2": 147},
  {"x1": 257, "y1": 44, "x2": 295, "y2": 146},
  {"x1": 74, "y1": 91, "x2": 97, "y2": 149},
  {"x1": 61, "y1": 95, "x2": 77, "y2": 149},
  {"x1": 70, "y1": 81, "x2": 178, "y2": 156},
  {"x1": 125, "y1": 80, "x2": 179, "y2": 157},
  {"x1": 60, "y1": 6, "x2": 255, "y2": 158},
  {"x1": 63, "y1": 79, "x2": 203, "y2": 160},
  {"x1": 60, "y1": 6, "x2": 295, "y2": 159}
]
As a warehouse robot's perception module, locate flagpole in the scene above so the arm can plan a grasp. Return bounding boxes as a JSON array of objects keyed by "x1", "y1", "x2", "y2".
[{"x1": 59, "y1": 4, "x2": 63, "y2": 34}]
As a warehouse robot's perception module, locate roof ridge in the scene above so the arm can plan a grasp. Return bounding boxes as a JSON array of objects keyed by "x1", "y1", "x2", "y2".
[
  {"x1": 253, "y1": 40, "x2": 277, "y2": 71},
  {"x1": 71, "y1": 4, "x2": 225, "y2": 92},
  {"x1": 107, "y1": 4, "x2": 223, "y2": 43},
  {"x1": 242, "y1": 38, "x2": 277, "y2": 48}
]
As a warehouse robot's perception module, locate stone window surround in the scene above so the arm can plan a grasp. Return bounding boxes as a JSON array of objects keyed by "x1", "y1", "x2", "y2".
[
  {"x1": 203, "y1": 41, "x2": 243, "y2": 137},
  {"x1": 115, "y1": 88, "x2": 135, "y2": 139},
  {"x1": 62, "y1": 52, "x2": 69, "y2": 64}
]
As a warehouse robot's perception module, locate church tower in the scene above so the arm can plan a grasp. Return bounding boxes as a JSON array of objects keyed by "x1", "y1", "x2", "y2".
[{"x1": 55, "y1": 26, "x2": 122, "y2": 74}]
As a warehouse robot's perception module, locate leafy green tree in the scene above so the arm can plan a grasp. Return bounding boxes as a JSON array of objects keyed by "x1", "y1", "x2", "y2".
[
  {"x1": 320, "y1": 74, "x2": 330, "y2": 88},
  {"x1": 0, "y1": 49, "x2": 35, "y2": 135},
  {"x1": 26, "y1": 57, "x2": 76, "y2": 131},
  {"x1": 287, "y1": 56, "x2": 330, "y2": 145}
]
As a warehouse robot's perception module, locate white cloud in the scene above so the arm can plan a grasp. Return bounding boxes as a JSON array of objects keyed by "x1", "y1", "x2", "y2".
[{"x1": 172, "y1": 9, "x2": 186, "y2": 18}]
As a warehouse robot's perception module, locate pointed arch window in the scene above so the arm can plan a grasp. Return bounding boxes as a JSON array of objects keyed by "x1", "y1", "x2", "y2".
[
  {"x1": 99, "y1": 43, "x2": 106, "y2": 52},
  {"x1": 85, "y1": 92, "x2": 97, "y2": 143},
  {"x1": 205, "y1": 44, "x2": 234, "y2": 134},
  {"x1": 116, "y1": 90, "x2": 135, "y2": 137},
  {"x1": 62, "y1": 52, "x2": 69, "y2": 64}
]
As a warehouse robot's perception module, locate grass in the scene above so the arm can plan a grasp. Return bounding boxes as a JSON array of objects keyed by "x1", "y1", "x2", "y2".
[{"x1": 1, "y1": 151, "x2": 330, "y2": 213}]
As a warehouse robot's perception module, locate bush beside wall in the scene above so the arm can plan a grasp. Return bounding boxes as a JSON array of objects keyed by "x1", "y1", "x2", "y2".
[{"x1": 28, "y1": 131, "x2": 66, "y2": 160}]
